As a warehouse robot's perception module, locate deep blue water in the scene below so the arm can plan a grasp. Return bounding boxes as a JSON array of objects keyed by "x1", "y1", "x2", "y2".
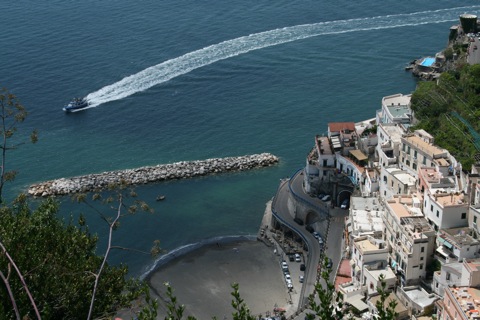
[{"x1": 1, "y1": 0, "x2": 480, "y2": 276}]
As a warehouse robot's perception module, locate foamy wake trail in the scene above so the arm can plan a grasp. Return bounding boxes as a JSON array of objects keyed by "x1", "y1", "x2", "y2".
[{"x1": 85, "y1": 6, "x2": 480, "y2": 108}]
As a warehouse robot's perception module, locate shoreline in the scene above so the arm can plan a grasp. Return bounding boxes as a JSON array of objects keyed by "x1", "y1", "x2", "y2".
[
  {"x1": 141, "y1": 234, "x2": 257, "y2": 281},
  {"x1": 146, "y1": 239, "x2": 292, "y2": 320}
]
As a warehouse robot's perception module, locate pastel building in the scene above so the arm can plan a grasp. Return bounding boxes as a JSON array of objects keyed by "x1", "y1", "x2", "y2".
[
  {"x1": 399, "y1": 131, "x2": 450, "y2": 178},
  {"x1": 437, "y1": 286, "x2": 480, "y2": 320},
  {"x1": 383, "y1": 195, "x2": 436, "y2": 285}
]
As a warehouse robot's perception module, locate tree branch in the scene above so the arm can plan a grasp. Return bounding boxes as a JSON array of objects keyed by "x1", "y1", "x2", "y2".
[
  {"x1": 0, "y1": 241, "x2": 41, "y2": 319},
  {"x1": 87, "y1": 194, "x2": 123, "y2": 320},
  {"x1": 0, "y1": 266, "x2": 21, "y2": 320}
]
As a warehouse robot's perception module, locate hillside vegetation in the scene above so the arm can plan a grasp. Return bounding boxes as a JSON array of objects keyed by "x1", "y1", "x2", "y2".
[{"x1": 411, "y1": 63, "x2": 480, "y2": 170}]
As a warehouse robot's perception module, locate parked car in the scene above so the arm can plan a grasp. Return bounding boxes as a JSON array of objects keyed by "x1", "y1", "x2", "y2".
[
  {"x1": 318, "y1": 238, "x2": 324, "y2": 247},
  {"x1": 326, "y1": 258, "x2": 333, "y2": 269},
  {"x1": 341, "y1": 198, "x2": 350, "y2": 209},
  {"x1": 312, "y1": 231, "x2": 320, "y2": 239},
  {"x1": 288, "y1": 254, "x2": 294, "y2": 262},
  {"x1": 300, "y1": 264, "x2": 306, "y2": 271},
  {"x1": 295, "y1": 253, "x2": 301, "y2": 262},
  {"x1": 299, "y1": 275, "x2": 304, "y2": 283},
  {"x1": 285, "y1": 274, "x2": 291, "y2": 282},
  {"x1": 281, "y1": 261, "x2": 288, "y2": 271},
  {"x1": 321, "y1": 195, "x2": 331, "y2": 202}
]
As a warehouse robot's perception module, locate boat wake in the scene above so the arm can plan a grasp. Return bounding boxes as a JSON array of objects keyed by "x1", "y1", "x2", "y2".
[{"x1": 85, "y1": 6, "x2": 480, "y2": 108}]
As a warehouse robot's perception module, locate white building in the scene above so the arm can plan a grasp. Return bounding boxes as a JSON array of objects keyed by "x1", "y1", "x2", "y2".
[
  {"x1": 376, "y1": 93, "x2": 412, "y2": 127},
  {"x1": 383, "y1": 195, "x2": 436, "y2": 286},
  {"x1": 379, "y1": 167, "x2": 417, "y2": 200},
  {"x1": 436, "y1": 227, "x2": 480, "y2": 263},
  {"x1": 423, "y1": 191, "x2": 468, "y2": 230},
  {"x1": 346, "y1": 196, "x2": 384, "y2": 241}
]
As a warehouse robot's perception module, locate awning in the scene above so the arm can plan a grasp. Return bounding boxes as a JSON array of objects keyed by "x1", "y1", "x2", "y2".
[
  {"x1": 438, "y1": 237, "x2": 453, "y2": 249},
  {"x1": 350, "y1": 149, "x2": 368, "y2": 161},
  {"x1": 436, "y1": 247, "x2": 448, "y2": 258}
]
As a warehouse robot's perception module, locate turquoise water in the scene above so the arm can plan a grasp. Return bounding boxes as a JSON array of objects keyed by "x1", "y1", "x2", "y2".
[
  {"x1": 421, "y1": 57, "x2": 436, "y2": 66},
  {"x1": 1, "y1": 0, "x2": 480, "y2": 276}
]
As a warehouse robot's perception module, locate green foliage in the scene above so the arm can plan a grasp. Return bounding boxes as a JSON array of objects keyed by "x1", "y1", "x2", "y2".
[
  {"x1": 231, "y1": 283, "x2": 256, "y2": 320},
  {"x1": 0, "y1": 87, "x2": 38, "y2": 203},
  {"x1": 306, "y1": 257, "x2": 344, "y2": 320},
  {"x1": 411, "y1": 65, "x2": 480, "y2": 170},
  {"x1": 162, "y1": 282, "x2": 255, "y2": 320},
  {"x1": 0, "y1": 195, "x2": 149, "y2": 319},
  {"x1": 444, "y1": 47, "x2": 454, "y2": 61},
  {"x1": 375, "y1": 274, "x2": 397, "y2": 320}
]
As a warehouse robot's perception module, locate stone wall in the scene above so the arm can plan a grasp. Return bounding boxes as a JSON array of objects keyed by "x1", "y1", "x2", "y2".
[{"x1": 28, "y1": 153, "x2": 279, "y2": 197}]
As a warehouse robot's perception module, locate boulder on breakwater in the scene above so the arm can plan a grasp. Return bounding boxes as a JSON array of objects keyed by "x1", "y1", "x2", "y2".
[{"x1": 28, "y1": 153, "x2": 279, "y2": 197}]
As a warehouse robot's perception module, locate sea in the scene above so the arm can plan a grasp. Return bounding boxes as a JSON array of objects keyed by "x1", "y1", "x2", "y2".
[{"x1": 1, "y1": 0, "x2": 480, "y2": 278}]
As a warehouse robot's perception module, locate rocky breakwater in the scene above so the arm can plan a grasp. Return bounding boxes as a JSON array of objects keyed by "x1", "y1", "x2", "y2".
[{"x1": 28, "y1": 153, "x2": 279, "y2": 197}]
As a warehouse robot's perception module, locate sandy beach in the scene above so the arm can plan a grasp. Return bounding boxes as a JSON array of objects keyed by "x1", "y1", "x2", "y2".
[{"x1": 147, "y1": 239, "x2": 294, "y2": 319}]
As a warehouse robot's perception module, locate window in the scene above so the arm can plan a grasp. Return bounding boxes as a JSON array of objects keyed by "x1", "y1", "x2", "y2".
[
  {"x1": 413, "y1": 163, "x2": 417, "y2": 170},
  {"x1": 462, "y1": 212, "x2": 466, "y2": 219},
  {"x1": 423, "y1": 156, "x2": 427, "y2": 165},
  {"x1": 475, "y1": 216, "x2": 478, "y2": 224},
  {"x1": 436, "y1": 210, "x2": 439, "y2": 217},
  {"x1": 402, "y1": 144, "x2": 406, "y2": 152},
  {"x1": 431, "y1": 205, "x2": 433, "y2": 212},
  {"x1": 421, "y1": 247, "x2": 425, "y2": 253},
  {"x1": 406, "y1": 160, "x2": 410, "y2": 166},
  {"x1": 421, "y1": 257, "x2": 424, "y2": 261},
  {"x1": 419, "y1": 264, "x2": 423, "y2": 270},
  {"x1": 407, "y1": 146, "x2": 411, "y2": 154},
  {"x1": 414, "y1": 150, "x2": 417, "y2": 158}
]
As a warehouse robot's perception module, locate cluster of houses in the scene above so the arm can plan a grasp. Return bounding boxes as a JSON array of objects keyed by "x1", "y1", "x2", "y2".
[{"x1": 303, "y1": 93, "x2": 480, "y2": 320}]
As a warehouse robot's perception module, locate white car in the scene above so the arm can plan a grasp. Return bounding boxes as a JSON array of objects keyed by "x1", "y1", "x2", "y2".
[
  {"x1": 318, "y1": 237, "x2": 324, "y2": 246},
  {"x1": 295, "y1": 253, "x2": 301, "y2": 262},
  {"x1": 299, "y1": 275, "x2": 304, "y2": 283},
  {"x1": 281, "y1": 261, "x2": 289, "y2": 271},
  {"x1": 312, "y1": 231, "x2": 320, "y2": 239},
  {"x1": 285, "y1": 274, "x2": 291, "y2": 281}
]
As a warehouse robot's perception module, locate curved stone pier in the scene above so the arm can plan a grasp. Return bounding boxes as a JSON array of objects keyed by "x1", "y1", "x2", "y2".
[{"x1": 28, "y1": 153, "x2": 279, "y2": 197}]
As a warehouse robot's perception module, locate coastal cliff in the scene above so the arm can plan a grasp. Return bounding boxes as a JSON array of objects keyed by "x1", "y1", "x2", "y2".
[{"x1": 28, "y1": 153, "x2": 279, "y2": 197}]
